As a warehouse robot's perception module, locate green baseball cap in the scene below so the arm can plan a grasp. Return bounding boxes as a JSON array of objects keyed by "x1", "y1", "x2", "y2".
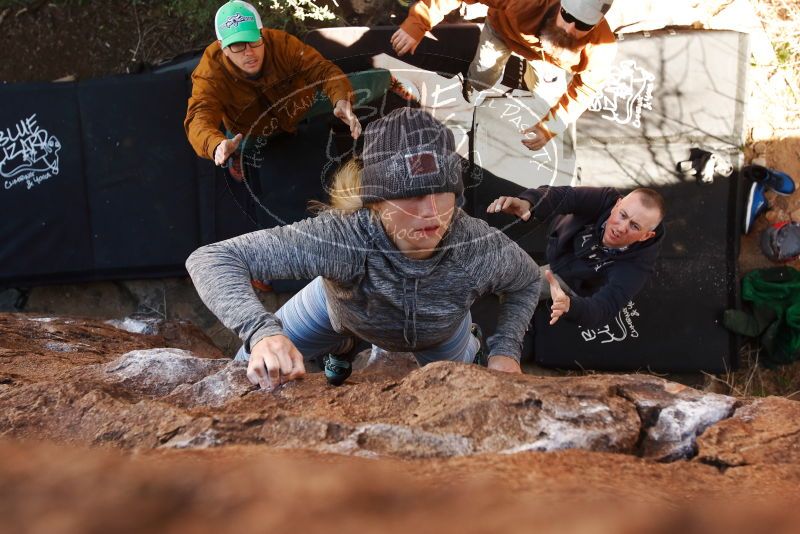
[{"x1": 215, "y1": 1, "x2": 263, "y2": 48}]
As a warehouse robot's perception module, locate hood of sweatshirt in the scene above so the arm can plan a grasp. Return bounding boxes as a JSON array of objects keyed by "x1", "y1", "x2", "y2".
[{"x1": 355, "y1": 208, "x2": 463, "y2": 347}]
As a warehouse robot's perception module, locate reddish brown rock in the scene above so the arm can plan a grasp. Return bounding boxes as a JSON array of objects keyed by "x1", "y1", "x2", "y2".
[
  {"x1": 105, "y1": 316, "x2": 224, "y2": 359},
  {"x1": 695, "y1": 396, "x2": 800, "y2": 467},
  {"x1": 0, "y1": 313, "x2": 223, "y2": 388},
  {"x1": 102, "y1": 348, "x2": 228, "y2": 397},
  {"x1": 166, "y1": 360, "x2": 253, "y2": 408},
  {"x1": 0, "y1": 313, "x2": 740, "y2": 461}
]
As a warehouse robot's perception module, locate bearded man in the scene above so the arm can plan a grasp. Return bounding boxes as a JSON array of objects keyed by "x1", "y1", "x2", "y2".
[{"x1": 391, "y1": 0, "x2": 617, "y2": 150}]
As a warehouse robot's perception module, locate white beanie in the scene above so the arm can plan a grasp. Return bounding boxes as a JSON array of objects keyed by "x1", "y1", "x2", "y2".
[{"x1": 560, "y1": 0, "x2": 613, "y2": 25}]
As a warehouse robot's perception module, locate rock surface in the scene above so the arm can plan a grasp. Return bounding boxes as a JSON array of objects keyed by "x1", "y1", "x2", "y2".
[
  {"x1": 2, "y1": 313, "x2": 800, "y2": 531},
  {"x1": 696, "y1": 396, "x2": 800, "y2": 467},
  {"x1": 0, "y1": 333, "x2": 739, "y2": 460},
  {"x1": 0, "y1": 313, "x2": 792, "y2": 462}
]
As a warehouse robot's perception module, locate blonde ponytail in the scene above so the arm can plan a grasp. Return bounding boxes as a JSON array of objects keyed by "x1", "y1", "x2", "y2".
[{"x1": 309, "y1": 159, "x2": 366, "y2": 214}]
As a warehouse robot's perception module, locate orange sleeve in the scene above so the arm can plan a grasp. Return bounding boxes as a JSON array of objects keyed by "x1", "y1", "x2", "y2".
[
  {"x1": 399, "y1": 0, "x2": 470, "y2": 42},
  {"x1": 184, "y1": 66, "x2": 228, "y2": 161}
]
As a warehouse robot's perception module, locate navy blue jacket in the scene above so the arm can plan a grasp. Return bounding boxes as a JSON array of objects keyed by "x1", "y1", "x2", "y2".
[{"x1": 518, "y1": 186, "x2": 664, "y2": 328}]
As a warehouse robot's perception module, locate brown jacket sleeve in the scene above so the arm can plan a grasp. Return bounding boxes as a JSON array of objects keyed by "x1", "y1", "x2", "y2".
[
  {"x1": 279, "y1": 32, "x2": 353, "y2": 107},
  {"x1": 184, "y1": 49, "x2": 228, "y2": 161},
  {"x1": 400, "y1": 0, "x2": 475, "y2": 41}
]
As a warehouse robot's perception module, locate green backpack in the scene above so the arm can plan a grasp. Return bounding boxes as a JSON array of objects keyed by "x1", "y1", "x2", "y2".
[{"x1": 724, "y1": 267, "x2": 800, "y2": 366}]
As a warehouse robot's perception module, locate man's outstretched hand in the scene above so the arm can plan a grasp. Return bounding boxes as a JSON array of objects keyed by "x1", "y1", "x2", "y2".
[
  {"x1": 334, "y1": 99, "x2": 362, "y2": 139},
  {"x1": 390, "y1": 28, "x2": 420, "y2": 56},
  {"x1": 246, "y1": 334, "x2": 307, "y2": 391},
  {"x1": 214, "y1": 133, "x2": 242, "y2": 166},
  {"x1": 521, "y1": 123, "x2": 555, "y2": 151},
  {"x1": 545, "y1": 270, "x2": 570, "y2": 325},
  {"x1": 486, "y1": 196, "x2": 533, "y2": 221}
]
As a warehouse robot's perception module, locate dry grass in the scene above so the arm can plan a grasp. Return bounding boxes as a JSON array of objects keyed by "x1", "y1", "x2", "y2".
[{"x1": 703, "y1": 342, "x2": 800, "y2": 399}]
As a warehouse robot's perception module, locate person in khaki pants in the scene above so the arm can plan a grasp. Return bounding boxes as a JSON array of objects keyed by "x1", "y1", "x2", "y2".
[{"x1": 391, "y1": 0, "x2": 617, "y2": 150}]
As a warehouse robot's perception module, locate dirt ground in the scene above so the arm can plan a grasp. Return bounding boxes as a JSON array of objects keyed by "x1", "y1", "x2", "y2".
[
  {"x1": 726, "y1": 0, "x2": 800, "y2": 397},
  {"x1": 0, "y1": 0, "x2": 408, "y2": 82},
  {"x1": 0, "y1": 1, "x2": 211, "y2": 81}
]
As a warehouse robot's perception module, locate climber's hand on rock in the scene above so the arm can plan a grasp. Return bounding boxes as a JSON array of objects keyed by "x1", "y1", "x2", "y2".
[
  {"x1": 487, "y1": 355, "x2": 522, "y2": 374},
  {"x1": 247, "y1": 334, "x2": 306, "y2": 391}
]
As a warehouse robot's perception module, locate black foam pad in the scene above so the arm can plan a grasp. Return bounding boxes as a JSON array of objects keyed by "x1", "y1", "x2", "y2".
[
  {"x1": 0, "y1": 83, "x2": 92, "y2": 285},
  {"x1": 78, "y1": 71, "x2": 200, "y2": 272},
  {"x1": 532, "y1": 172, "x2": 739, "y2": 373}
]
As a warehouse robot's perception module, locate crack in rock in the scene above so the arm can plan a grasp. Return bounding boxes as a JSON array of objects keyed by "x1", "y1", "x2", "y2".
[
  {"x1": 615, "y1": 382, "x2": 737, "y2": 461},
  {"x1": 644, "y1": 396, "x2": 736, "y2": 461}
]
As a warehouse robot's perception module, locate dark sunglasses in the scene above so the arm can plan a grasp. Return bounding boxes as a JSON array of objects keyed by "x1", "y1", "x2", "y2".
[{"x1": 560, "y1": 5, "x2": 595, "y2": 32}]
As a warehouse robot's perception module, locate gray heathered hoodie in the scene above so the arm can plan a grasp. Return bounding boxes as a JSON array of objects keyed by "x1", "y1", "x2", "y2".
[{"x1": 186, "y1": 208, "x2": 541, "y2": 362}]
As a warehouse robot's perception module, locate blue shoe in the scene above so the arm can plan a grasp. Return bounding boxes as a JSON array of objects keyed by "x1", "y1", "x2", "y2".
[
  {"x1": 744, "y1": 181, "x2": 768, "y2": 234},
  {"x1": 324, "y1": 354, "x2": 352, "y2": 386},
  {"x1": 744, "y1": 165, "x2": 796, "y2": 196}
]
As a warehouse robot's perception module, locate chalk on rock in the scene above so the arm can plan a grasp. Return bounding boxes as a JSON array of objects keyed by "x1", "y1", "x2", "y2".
[
  {"x1": 104, "y1": 348, "x2": 228, "y2": 397},
  {"x1": 105, "y1": 317, "x2": 161, "y2": 335},
  {"x1": 166, "y1": 361, "x2": 252, "y2": 408}
]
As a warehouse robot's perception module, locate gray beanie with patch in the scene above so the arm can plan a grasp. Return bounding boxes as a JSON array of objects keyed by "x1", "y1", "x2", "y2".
[
  {"x1": 560, "y1": 0, "x2": 613, "y2": 26},
  {"x1": 360, "y1": 107, "x2": 464, "y2": 203}
]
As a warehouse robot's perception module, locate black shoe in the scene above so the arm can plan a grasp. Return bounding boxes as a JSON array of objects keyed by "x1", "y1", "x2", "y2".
[
  {"x1": 324, "y1": 354, "x2": 353, "y2": 386},
  {"x1": 471, "y1": 323, "x2": 488, "y2": 367}
]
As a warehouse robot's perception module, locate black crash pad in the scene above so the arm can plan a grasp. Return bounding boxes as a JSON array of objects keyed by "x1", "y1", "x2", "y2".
[
  {"x1": 527, "y1": 30, "x2": 748, "y2": 373},
  {"x1": 533, "y1": 176, "x2": 740, "y2": 373},
  {"x1": 0, "y1": 72, "x2": 204, "y2": 286},
  {"x1": 0, "y1": 83, "x2": 92, "y2": 283}
]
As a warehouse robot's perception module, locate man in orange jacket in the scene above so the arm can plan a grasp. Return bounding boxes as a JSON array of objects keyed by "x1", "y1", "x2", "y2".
[
  {"x1": 391, "y1": 0, "x2": 616, "y2": 151},
  {"x1": 185, "y1": 1, "x2": 361, "y2": 181}
]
